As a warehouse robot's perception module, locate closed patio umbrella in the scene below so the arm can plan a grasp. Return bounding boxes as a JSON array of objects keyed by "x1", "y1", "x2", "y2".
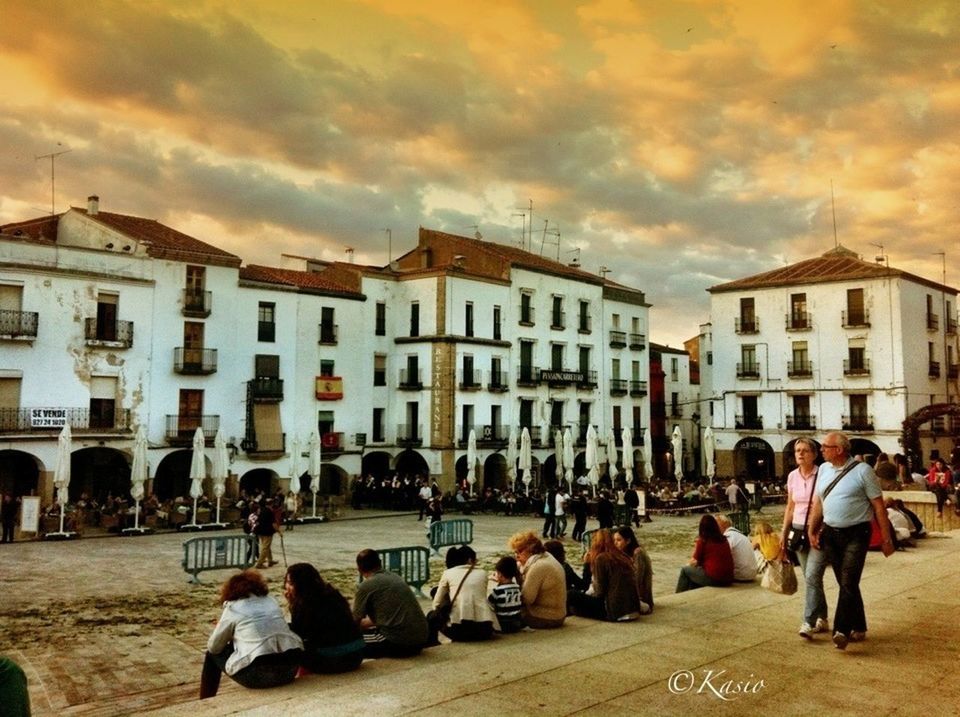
[
  {"x1": 308, "y1": 431, "x2": 322, "y2": 518},
  {"x1": 506, "y1": 427, "x2": 518, "y2": 492},
  {"x1": 703, "y1": 426, "x2": 716, "y2": 485},
  {"x1": 519, "y1": 427, "x2": 532, "y2": 495},
  {"x1": 672, "y1": 425, "x2": 684, "y2": 492},
  {"x1": 554, "y1": 429, "x2": 564, "y2": 485},
  {"x1": 211, "y1": 428, "x2": 229, "y2": 525},
  {"x1": 467, "y1": 429, "x2": 478, "y2": 496},
  {"x1": 187, "y1": 427, "x2": 206, "y2": 528},
  {"x1": 643, "y1": 427, "x2": 653, "y2": 482},
  {"x1": 563, "y1": 427, "x2": 574, "y2": 491},
  {"x1": 606, "y1": 426, "x2": 618, "y2": 482},
  {"x1": 585, "y1": 424, "x2": 599, "y2": 497},
  {"x1": 129, "y1": 426, "x2": 148, "y2": 531},
  {"x1": 53, "y1": 424, "x2": 72, "y2": 535},
  {"x1": 621, "y1": 426, "x2": 634, "y2": 485}
]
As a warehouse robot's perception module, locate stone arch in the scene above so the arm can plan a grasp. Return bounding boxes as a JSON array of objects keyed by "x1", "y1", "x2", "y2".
[
  {"x1": 0, "y1": 450, "x2": 42, "y2": 496},
  {"x1": 902, "y1": 403, "x2": 960, "y2": 472},
  {"x1": 154, "y1": 450, "x2": 207, "y2": 501},
  {"x1": 70, "y1": 446, "x2": 131, "y2": 502},
  {"x1": 395, "y1": 449, "x2": 429, "y2": 479},
  {"x1": 483, "y1": 453, "x2": 507, "y2": 491},
  {"x1": 733, "y1": 437, "x2": 775, "y2": 482},
  {"x1": 361, "y1": 451, "x2": 392, "y2": 481},
  {"x1": 239, "y1": 468, "x2": 278, "y2": 497}
]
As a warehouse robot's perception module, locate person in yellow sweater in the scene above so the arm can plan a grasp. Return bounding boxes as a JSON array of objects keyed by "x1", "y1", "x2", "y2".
[{"x1": 751, "y1": 520, "x2": 781, "y2": 561}]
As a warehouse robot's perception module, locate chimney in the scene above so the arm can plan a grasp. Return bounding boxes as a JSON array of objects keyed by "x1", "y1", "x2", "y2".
[{"x1": 87, "y1": 195, "x2": 99, "y2": 215}]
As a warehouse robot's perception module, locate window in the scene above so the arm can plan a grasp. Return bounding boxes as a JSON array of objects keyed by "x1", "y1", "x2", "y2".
[
  {"x1": 612, "y1": 358, "x2": 621, "y2": 380},
  {"x1": 848, "y1": 346, "x2": 867, "y2": 372},
  {"x1": 742, "y1": 395, "x2": 758, "y2": 420},
  {"x1": 632, "y1": 360, "x2": 641, "y2": 380},
  {"x1": 740, "y1": 345, "x2": 757, "y2": 376},
  {"x1": 461, "y1": 404, "x2": 474, "y2": 441},
  {"x1": 520, "y1": 292, "x2": 534, "y2": 325},
  {"x1": 611, "y1": 313, "x2": 620, "y2": 329},
  {"x1": 706, "y1": 351, "x2": 713, "y2": 365},
  {"x1": 519, "y1": 340, "x2": 535, "y2": 382},
  {"x1": 465, "y1": 302, "x2": 474, "y2": 337},
  {"x1": 551, "y1": 295, "x2": 564, "y2": 329},
  {"x1": 320, "y1": 360, "x2": 335, "y2": 377},
  {"x1": 551, "y1": 343, "x2": 564, "y2": 371},
  {"x1": 186, "y1": 265, "x2": 205, "y2": 292},
  {"x1": 255, "y1": 355, "x2": 279, "y2": 378},
  {"x1": 791, "y1": 341, "x2": 809, "y2": 375},
  {"x1": 410, "y1": 302, "x2": 420, "y2": 337},
  {"x1": 372, "y1": 408, "x2": 385, "y2": 442},
  {"x1": 612, "y1": 405, "x2": 622, "y2": 432},
  {"x1": 519, "y1": 399, "x2": 534, "y2": 428},
  {"x1": 89, "y1": 376, "x2": 117, "y2": 429},
  {"x1": 491, "y1": 356, "x2": 503, "y2": 387},
  {"x1": 490, "y1": 405, "x2": 502, "y2": 435},
  {"x1": 790, "y1": 293, "x2": 807, "y2": 322},
  {"x1": 177, "y1": 389, "x2": 203, "y2": 435},
  {"x1": 793, "y1": 395, "x2": 810, "y2": 419},
  {"x1": 319, "y1": 307, "x2": 336, "y2": 344},
  {"x1": 578, "y1": 402, "x2": 591, "y2": 434},
  {"x1": 550, "y1": 400, "x2": 564, "y2": 429},
  {"x1": 632, "y1": 405, "x2": 641, "y2": 432},
  {"x1": 95, "y1": 293, "x2": 119, "y2": 341},
  {"x1": 738, "y1": 297, "x2": 756, "y2": 333},
  {"x1": 493, "y1": 305, "x2": 501, "y2": 340},
  {"x1": 849, "y1": 395, "x2": 868, "y2": 426},
  {"x1": 579, "y1": 300, "x2": 590, "y2": 332},
  {"x1": 258, "y1": 302, "x2": 275, "y2": 342},
  {"x1": 375, "y1": 302, "x2": 386, "y2": 336},
  {"x1": 183, "y1": 321, "x2": 205, "y2": 370},
  {"x1": 846, "y1": 288, "x2": 866, "y2": 325},
  {"x1": 462, "y1": 354, "x2": 476, "y2": 385},
  {"x1": 671, "y1": 392, "x2": 680, "y2": 417},
  {"x1": 374, "y1": 355, "x2": 386, "y2": 386},
  {"x1": 317, "y1": 410, "x2": 334, "y2": 436},
  {"x1": 670, "y1": 357, "x2": 678, "y2": 382},
  {"x1": 579, "y1": 346, "x2": 591, "y2": 373}
]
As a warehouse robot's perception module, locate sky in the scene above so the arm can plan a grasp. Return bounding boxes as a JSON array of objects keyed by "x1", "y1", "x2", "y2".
[{"x1": 1, "y1": 0, "x2": 958, "y2": 347}]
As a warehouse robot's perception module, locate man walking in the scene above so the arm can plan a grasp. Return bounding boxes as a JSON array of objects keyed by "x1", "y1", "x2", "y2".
[{"x1": 808, "y1": 431, "x2": 894, "y2": 650}]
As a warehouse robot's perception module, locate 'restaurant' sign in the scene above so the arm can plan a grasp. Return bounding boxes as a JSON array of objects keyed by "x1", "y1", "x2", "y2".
[{"x1": 315, "y1": 376, "x2": 343, "y2": 400}]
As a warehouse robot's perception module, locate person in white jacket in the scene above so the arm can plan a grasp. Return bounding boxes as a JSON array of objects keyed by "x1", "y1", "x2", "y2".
[
  {"x1": 199, "y1": 569, "x2": 303, "y2": 699},
  {"x1": 431, "y1": 545, "x2": 497, "y2": 641}
]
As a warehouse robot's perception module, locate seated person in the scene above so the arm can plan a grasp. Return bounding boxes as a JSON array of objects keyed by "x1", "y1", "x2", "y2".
[
  {"x1": 353, "y1": 548, "x2": 429, "y2": 658},
  {"x1": 612, "y1": 526, "x2": 653, "y2": 612},
  {"x1": 283, "y1": 563, "x2": 364, "y2": 674},
  {"x1": 676, "y1": 515, "x2": 734, "y2": 592},
  {"x1": 489, "y1": 555, "x2": 525, "y2": 633},
  {"x1": 431, "y1": 545, "x2": 496, "y2": 641},
  {"x1": 543, "y1": 539, "x2": 589, "y2": 592},
  {"x1": 716, "y1": 514, "x2": 758, "y2": 582},
  {"x1": 750, "y1": 520, "x2": 781, "y2": 561},
  {"x1": 507, "y1": 531, "x2": 567, "y2": 629},
  {"x1": 891, "y1": 499, "x2": 926, "y2": 538},
  {"x1": 568, "y1": 528, "x2": 644, "y2": 621},
  {"x1": 199, "y1": 570, "x2": 303, "y2": 699},
  {"x1": 884, "y1": 499, "x2": 915, "y2": 547}
]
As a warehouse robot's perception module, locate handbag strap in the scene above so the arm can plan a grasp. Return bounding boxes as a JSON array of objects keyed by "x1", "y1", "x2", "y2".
[
  {"x1": 800, "y1": 465, "x2": 818, "y2": 533},
  {"x1": 820, "y1": 461, "x2": 857, "y2": 503},
  {"x1": 448, "y1": 563, "x2": 476, "y2": 608}
]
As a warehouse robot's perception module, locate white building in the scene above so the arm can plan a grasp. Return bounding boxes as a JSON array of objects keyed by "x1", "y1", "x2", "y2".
[
  {"x1": 706, "y1": 245, "x2": 959, "y2": 479},
  {"x1": 0, "y1": 204, "x2": 652, "y2": 509}
]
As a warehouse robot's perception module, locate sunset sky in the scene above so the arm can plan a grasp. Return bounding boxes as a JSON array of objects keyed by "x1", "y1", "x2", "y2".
[{"x1": 1, "y1": 0, "x2": 957, "y2": 346}]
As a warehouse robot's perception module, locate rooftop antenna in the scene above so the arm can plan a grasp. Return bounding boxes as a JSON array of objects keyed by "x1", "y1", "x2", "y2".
[
  {"x1": 36, "y1": 147, "x2": 72, "y2": 216},
  {"x1": 599, "y1": 266, "x2": 612, "y2": 279},
  {"x1": 465, "y1": 224, "x2": 482, "y2": 240},
  {"x1": 382, "y1": 228, "x2": 392, "y2": 264},
  {"x1": 514, "y1": 199, "x2": 533, "y2": 251},
  {"x1": 511, "y1": 212, "x2": 527, "y2": 249},
  {"x1": 539, "y1": 220, "x2": 560, "y2": 259},
  {"x1": 345, "y1": 246, "x2": 355, "y2": 263},
  {"x1": 869, "y1": 242, "x2": 887, "y2": 266},
  {"x1": 830, "y1": 179, "x2": 838, "y2": 249},
  {"x1": 566, "y1": 247, "x2": 581, "y2": 267}
]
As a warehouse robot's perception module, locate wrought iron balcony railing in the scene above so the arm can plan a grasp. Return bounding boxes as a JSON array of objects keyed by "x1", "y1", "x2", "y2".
[
  {"x1": 0, "y1": 309, "x2": 38, "y2": 339},
  {"x1": 0, "y1": 407, "x2": 131, "y2": 433},
  {"x1": 174, "y1": 347, "x2": 218, "y2": 375},
  {"x1": 182, "y1": 289, "x2": 212, "y2": 317},
  {"x1": 85, "y1": 318, "x2": 134, "y2": 347},
  {"x1": 164, "y1": 415, "x2": 220, "y2": 444},
  {"x1": 609, "y1": 329, "x2": 626, "y2": 348}
]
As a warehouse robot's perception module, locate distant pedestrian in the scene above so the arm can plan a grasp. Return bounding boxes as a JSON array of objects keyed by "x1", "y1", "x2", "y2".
[{"x1": 1, "y1": 493, "x2": 19, "y2": 543}]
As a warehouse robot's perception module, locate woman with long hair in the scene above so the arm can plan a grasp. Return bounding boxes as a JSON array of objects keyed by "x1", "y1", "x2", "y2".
[
  {"x1": 568, "y1": 528, "x2": 643, "y2": 621},
  {"x1": 675, "y1": 515, "x2": 733, "y2": 592},
  {"x1": 430, "y1": 545, "x2": 497, "y2": 641},
  {"x1": 284, "y1": 563, "x2": 365, "y2": 674},
  {"x1": 199, "y1": 570, "x2": 303, "y2": 699},
  {"x1": 612, "y1": 526, "x2": 653, "y2": 612}
]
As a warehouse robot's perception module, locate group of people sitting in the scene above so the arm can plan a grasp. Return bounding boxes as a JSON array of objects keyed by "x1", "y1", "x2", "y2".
[{"x1": 199, "y1": 526, "x2": 656, "y2": 699}]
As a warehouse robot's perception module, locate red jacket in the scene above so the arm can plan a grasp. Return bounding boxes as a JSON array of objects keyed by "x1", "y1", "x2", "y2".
[{"x1": 693, "y1": 538, "x2": 734, "y2": 585}]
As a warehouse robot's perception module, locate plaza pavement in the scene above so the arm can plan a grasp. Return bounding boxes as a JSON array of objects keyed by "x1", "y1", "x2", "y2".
[{"x1": 2, "y1": 509, "x2": 958, "y2": 717}]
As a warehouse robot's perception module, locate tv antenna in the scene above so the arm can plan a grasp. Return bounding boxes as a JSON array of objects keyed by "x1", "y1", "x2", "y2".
[
  {"x1": 830, "y1": 179, "x2": 839, "y2": 248},
  {"x1": 599, "y1": 266, "x2": 612, "y2": 279},
  {"x1": 565, "y1": 247, "x2": 581, "y2": 267},
  {"x1": 511, "y1": 212, "x2": 527, "y2": 249},
  {"x1": 514, "y1": 199, "x2": 533, "y2": 251},
  {"x1": 36, "y1": 147, "x2": 72, "y2": 216},
  {"x1": 869, "y1": 242, "x2": 887, "y2": 266},
  {"x1": 539, "y1": 220, "x2": 560, "y2": 259},
  {"x1": 464, "y1": 224, "x2": 482, "y2": 240}
]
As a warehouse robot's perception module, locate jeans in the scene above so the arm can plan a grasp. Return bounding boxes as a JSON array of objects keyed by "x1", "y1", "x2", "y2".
[
  {"x1": 676, "y1": 565, "x2": 725, "y2": 593},
  {"x1": 542, "y1": 514, "x2": 556, "y2": 539},
  {"x1": 820, "y1": 522, "x2": 871, "y2": 637},
  {"x1": 793, "y1": 524, "x2": 828, "y2": 627},
  {"x1": 199, "y1": 645, "x2": 301, "y2": 699},
  {"x1": 555, "y1": 514, "x2": 568, "y2": 536}
]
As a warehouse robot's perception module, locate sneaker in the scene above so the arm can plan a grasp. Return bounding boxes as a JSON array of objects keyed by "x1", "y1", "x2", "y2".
[
  {"x1": 849, "y1": 631, "x2": 866, "y2": 642},
  {"x1": 832, "y1": 631, "x2": 848, "y2": 650},
  {"x1": 798, "y1": 623, "x2": 815, "y2": 639},
  {"x1": 815, "y1": 618, "x2": 830, "y2": 633}
]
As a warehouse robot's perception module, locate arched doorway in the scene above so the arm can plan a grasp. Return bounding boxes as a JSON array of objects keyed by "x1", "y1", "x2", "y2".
[
  {"x1": 319, "y1": 463, "x2": 348, "y2": 495},
  {"x1": 395, "y1": 450, "x2": 429, "y2": 479},
  {"x1": 733, "y1": 437, "x2": 775, "y2": 481},
  {"x1": 782, "y1": 438, "x2": 823, "y2": 478},
  {"x1": 541, "y1": 454, "x2": 558, "y2": 488},
  {"x1": 849, "y1": 438, "x2": 881, "y2": 464},
  {"x1": 239, "y1": 469, "x2": 275, "y2": 497},
  {"x1": 70, "y1": 447, "x2": 131, "y2": 502},
  {"x1": 361, "y1": 452, "x2": 391, "y2": 481},
  {"x1": 483, "y1": 453, "x2": 507, "y2": 491},
  {"x1": 154, "y1": 450, "x2": 203, "y2": 501},
  {"x1": 902, "y1": 402, "x2": 960, "y2": 473},
  {"x1": 0, "y1": 450, "x2": 41, "y2": 496}
]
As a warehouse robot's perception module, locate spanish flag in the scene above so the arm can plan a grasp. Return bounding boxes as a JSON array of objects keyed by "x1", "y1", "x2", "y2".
[{"x1": 315, "y1": 376, "x2": 343, "y2": 400}]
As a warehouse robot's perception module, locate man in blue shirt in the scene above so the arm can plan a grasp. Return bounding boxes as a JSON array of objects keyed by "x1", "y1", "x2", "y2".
[{"x1": 808, "y1": 432, "x2": 894, "y2": 650}]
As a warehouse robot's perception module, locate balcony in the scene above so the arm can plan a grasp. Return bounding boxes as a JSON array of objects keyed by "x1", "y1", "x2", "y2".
[
  {"x1": 577, "y1": 370, "x2": 598, "y2": 389},
  {"x1": 735, "y1": 414, "x2": 763, "y2": 430},
  {"x1": 518, "y1": 304, "x2": 535, "y2": 326},
  {"x1": 321, "y1": 431, "x2": 344, "y2": 453},
  {"x1": 174, "y1": 347, "x2": 218, "y2": 375},
  {"x1": 517, "y1": 366, "x2": 541, "y2": 387},
  {"x1": 787, "y1": 360, "x2": 813, "y2": 378},
  {"x1": 85, "y1": 318, "x2": 134, "y2": 348},
  {"x1": 929, "y1": 361, "x2": 941, "y2": 378},
  {"x1": 735, "y1": 317, "x2": 759, "y2": 334},
  {"x1": 736, "y1": 362, "x2": 760, "y2": 379},
  {"x1": 487, "y1": 371, "x2": 510, "y2": 392},
  {"x1": 786, "y1": 414, "x2": 817, "y2": 431},
  {"x1": 458, "y1": 369, "x2": 482, "y2": 390},
  {"x1": 927, "y1": 313, "x2": 939, "y2": 331},
  {"x1": 629, "y1": 333, "x2": 646, "y2": 350},
  {"x1": 164, "y1": 415, "x2": 219, "y2": 445},
  {"x1": 609, "y1": 379, "x2": 628, "y2": 397},
  {"x1": 786, "y1": 312, "x2": 812, "y2": 331},
  {"x1": 631, "y1": 425, "x2": 645, "y2": 444},
  {"x1": 576, "y1": 424, "x2": 589, "y2": 445},
  {"x1": 842, "y1": 415, "x2": 874, "y2": 432},
  {"x1": 318, "y1": 323, "x2": 338, "y2": 345},
  {"x1": 843, "y1": 359, "x2": 871, "y2": 376},
  {"x1": 258, "y1": 320, "x2": 275, "y2": 342},
  {"x1": 630, "y1": 379, "x2": 648, "y2": 397},
  {"x1": 550, "y1": 311, "x2": 565, "y2": 330},
  {"x1": 248, "y1": 377, "x2": 284, "y2": 402},
  {"x1": 460, "y1": 424, "x2": 508, "y2": 447},
  {"x1": 0, "y1": 309, "x2": 38, "y2": 340},
  {"x1": 948, "y1": 363, "x2": 959, "y2": 379},
  {"x1": 398, "y1": 368, "x2": 423, "y2": 390},
  {"x1": 609, "y1": 330, "x2": 626, "y2": 348},
  {"x1": 182, "y1": 289, "x2": 212, "y2": 317},
  {"x1": 947, "y1": 317, "x2": 958, "y2": 335},
  {"x1": 397, "y1": 424, "x2": 422, "y2": 446},
  {"x1": 842, "y1": 309, "x2": 870, "y2": 328},
  {"x1": 578, "y1": 315, "x2": 592, "y2": 334},
  {"x1": 243, "y1": 432, "x2": 287, "y2": 457},
  {"x1": 0, "y1": 407, "x2": 131, "y2": 434}
]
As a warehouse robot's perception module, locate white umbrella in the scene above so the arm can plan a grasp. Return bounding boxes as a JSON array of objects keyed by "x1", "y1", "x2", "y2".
[
  {"x1": 563, "y1": 427, "x2": 575, "y2": 490},
  {"x1": 308, "y1": 431, "x2": 322, "y2": 518},
  {"x1": 585, "y1": 424, "x2": 599, "y2": 497},
  {"x1": 466, "y1": 429, "x2": 478, "y2": 495},
  {"x1": 129, "y1": 426, "x2": 148, "y2": 530},
  {"x1": 211, "y1": 428, "x2": 229, "y2": 524},
  {"x1": 53, "y1": 423, "x2": 72, "y2": 535},
  {"x1": 539, "y1": 399, "x2": 550, "y2": 450},
  {"x1": 289, "y1": 434, "x2": 301, "y2": 486},
  {"x1": 621, "y1": 426, "x2": 634, "y2": 485},
  {"x1": 643, "y1": 427, "x2": 653, "y2": 482},
  {"x1": 188, "y1": 427, "x2": 206, "y2": 527},
  {"x1": 703, "y1": 426, "x2": 716, "y2": 485},
  {"x1": 506, "y1": 427, "x2": 518, "y2": 492},
  {"x1": 606, "y1": 426, "x2": 618, "y2": 482},
  {"x1": 554, "y1": 429, "x2": 564, "y2": 484},
  {"x1": 672, "y1": 425, "x2": 684, "y2": 492},
  {"x1": 519, "y1": 427, "x2": 532, "y2": 495}
]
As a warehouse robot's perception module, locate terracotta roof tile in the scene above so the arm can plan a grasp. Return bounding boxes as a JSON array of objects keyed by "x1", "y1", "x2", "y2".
[
  {"x1": 0, "y1": 215, "x2": 60, "y2": 242},
  {"x1": 240, "y1": 264, "x2": 364, "y2": 298}
]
